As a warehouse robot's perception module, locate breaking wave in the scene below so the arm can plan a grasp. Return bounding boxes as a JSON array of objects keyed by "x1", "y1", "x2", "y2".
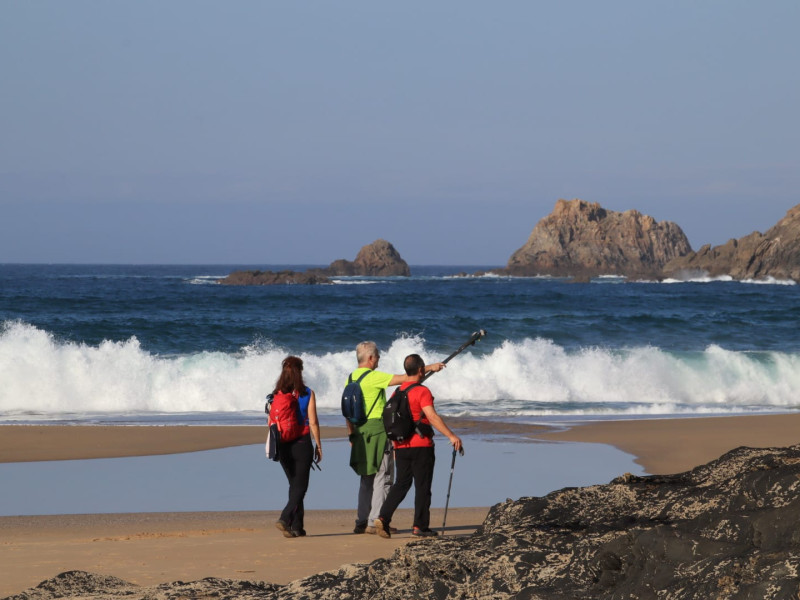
[{"x1": 2, "y1": 321, "x2": 800, "y2": 422}]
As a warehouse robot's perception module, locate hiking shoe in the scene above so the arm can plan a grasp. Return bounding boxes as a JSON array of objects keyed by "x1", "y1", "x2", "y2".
[
  {"x1": 412, "y1": 527, "x2": 439, "y2": 537},
  {"x1": 374, "y1": 518, "x2": 391, "y2": 539},
  {"x1": 366, "y1": 525, "x2": 396, "y2": 535},
  {"x1": 275, "y1": 520, "x2": 296, "y2": 538},
  {"x1": 353, "y1": 523, "x2": 368, "y2": 534}
]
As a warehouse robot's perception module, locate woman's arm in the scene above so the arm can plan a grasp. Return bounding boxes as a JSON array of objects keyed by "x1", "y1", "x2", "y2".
[{"x1": 308, "y1": 390, "x2": 322, "y2": 461}]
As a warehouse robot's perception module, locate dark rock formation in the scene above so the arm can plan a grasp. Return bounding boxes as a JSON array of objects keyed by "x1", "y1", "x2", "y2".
[
  {"x1": 219, "y1": 239, "x2": 410, "y2": 285},
  {"x1": 3, "y1": 571, "x2": 279, "y2": 600},
  {"x1": 327, "y1": 239, "x2": 411, "y2": 277},
  {"x1": 10, "y1": 444, "x2": 800, "y2": 599},
  {"x1": 507, "y1": 199, "x2": 692, "y2": 280},
  {"x1": 325, "y1": 258, "x2": 356, "y2": 276},
  {"x1": 663, "y1": 203, "x2": 800, "y2": 281},
  {"x1": 217, "y1": 270, "x2": 331, "y2": 285}
]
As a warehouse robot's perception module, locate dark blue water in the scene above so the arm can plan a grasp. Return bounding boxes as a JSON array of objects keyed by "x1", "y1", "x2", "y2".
[
  {"x1": 3, "y1": 264, "x2": 799, "y2": 354},
  {"x1": 2, "y1": 264, "x2": 800, "y2": 420}
]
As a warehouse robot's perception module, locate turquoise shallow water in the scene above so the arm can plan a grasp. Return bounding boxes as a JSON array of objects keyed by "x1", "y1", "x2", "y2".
[{"x1": 0, "y1": 435, "x2": 642, "y2": 517}]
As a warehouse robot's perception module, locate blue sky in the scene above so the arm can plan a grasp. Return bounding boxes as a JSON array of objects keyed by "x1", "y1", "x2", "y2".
[{"x1": 1, "y1": 1, "x2": 798, "y2": 265}]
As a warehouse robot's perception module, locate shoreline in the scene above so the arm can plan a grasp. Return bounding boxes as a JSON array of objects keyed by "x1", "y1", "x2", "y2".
[
  {"x1": 539, "y1": 412, "x2": 800, "y2": 474},
  {"x1": 3, "y1": 413, "x2": 800, "y2": 474}
]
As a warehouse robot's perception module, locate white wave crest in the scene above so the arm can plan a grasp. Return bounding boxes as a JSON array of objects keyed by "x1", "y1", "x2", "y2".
[
  {"x1": 741, "y1": 276, "x2": 796, "y2": 286},
  {"x1": 2, "y1": 321, "x2": 800, "y2": 419}
]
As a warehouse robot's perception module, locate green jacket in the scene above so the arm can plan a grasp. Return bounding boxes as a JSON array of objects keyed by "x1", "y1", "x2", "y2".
[{"x1": 349, "y1": 418, "x2": 388, "y2": 476}]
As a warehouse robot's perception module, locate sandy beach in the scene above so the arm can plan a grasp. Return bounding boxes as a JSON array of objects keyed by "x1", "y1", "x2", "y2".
[
  {"x1": 0, "y1": 508, "x2": 487, "y2": 598},
  {"x1": 2, "y1": 413, "x2": 800, "y2": 597}
]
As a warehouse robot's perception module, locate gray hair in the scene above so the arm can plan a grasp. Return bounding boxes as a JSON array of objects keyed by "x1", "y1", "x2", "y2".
[{"x1": 356, "y1": 341, "x2": 379, "y2": 364}]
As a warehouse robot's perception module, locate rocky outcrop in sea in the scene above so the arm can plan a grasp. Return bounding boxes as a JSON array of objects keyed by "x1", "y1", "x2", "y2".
[
  {"x1": 9, "y1": 444, "x2": 800, "y2": 600},
  {"x1": 327, "y1": 238, "x2": 410, "y2": 277},
  {"x1": 663, "y1": 203, "x2": 800, "y2": 282},
  {"x1": 218, "y1": 270, "x2": 331, "y2": 285},
  {"x1": 218, "y1": 239, "x2": 410, "y2": 285},
  {"x1": 506, "y1": 199, "x2": 692, "y2": 280}
]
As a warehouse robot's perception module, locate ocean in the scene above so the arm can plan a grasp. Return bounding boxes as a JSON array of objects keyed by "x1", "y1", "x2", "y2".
[{"x1": 2, "y1": 264, "x2": 800, "y2": 425}]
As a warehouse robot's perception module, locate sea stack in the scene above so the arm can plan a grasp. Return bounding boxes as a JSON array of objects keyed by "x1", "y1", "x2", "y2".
[
  {"x1": 327, "y1": 239, "x2": 410, "y2": 276},
  {"x1": 663, "y1": 202, "x2": 800, "y2": 282},
  {"x1": 506, "y1": 199, "x2": 692, "y2": 280}
]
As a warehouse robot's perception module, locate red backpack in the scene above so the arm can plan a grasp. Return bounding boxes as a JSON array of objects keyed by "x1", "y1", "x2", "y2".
[{"x1": 267, "y1": 390, "x2": 304, "y2": 443}]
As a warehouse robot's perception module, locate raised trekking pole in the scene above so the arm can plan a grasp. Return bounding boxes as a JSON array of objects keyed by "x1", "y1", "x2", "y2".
[
  {"x1": 418, "y1": 330, "x2": 484, "y2": 535},
  {"x1": 422, "y1": 329, "x2": 487, "y2": 382},
  {"x1": 442, "y1": 447, "x2": 463, "y2": 535}
]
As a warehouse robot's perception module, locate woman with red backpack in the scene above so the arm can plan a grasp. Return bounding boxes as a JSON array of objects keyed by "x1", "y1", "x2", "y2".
[{"x1": 272, "y1": 356, "x2": 322, "y2": 538}]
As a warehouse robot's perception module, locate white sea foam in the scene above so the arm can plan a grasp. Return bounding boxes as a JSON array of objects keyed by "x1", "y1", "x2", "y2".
[
  {"x1": 2, "y1": 321, "x2": 800, "y2": 421},
  {"x1": 741, "y1": 276, "x2": 796, "y2": 286},
  {"x1": 187, "y1": 276, "x2": 225, "y2": 285},
  {"x1": 661, "y1": 274, "x2": 735, "y2": 284}
]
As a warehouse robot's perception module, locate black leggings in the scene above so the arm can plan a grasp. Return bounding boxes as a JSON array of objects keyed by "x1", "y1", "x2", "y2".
[
  {"x1": 278, "y1": 433, "x2": 313, "y2": 532},
  {"x1": 379, "y1": 446, "x2": 435, "y2": 530}
]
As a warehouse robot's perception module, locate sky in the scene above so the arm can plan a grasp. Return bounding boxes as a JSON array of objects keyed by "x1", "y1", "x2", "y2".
[{"x1": 1, "y1": 1, "x2": 798, "y2": 265}]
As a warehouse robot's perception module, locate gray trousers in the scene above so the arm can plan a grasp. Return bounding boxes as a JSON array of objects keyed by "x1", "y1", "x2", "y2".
[{"x1": 356, "y1": 442, "x2": 394, "y2": 526}]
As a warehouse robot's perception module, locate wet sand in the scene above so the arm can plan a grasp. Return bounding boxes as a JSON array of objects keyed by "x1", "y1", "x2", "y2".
[
  {"x1": 0, "y1": 425, "x2": 348, "y2": 463},
  {"x1": 539, "y1": 412, "x2": 800, "y2": 474},
  {"x1": 3, "y1": 413, "x2": 799, "y2": 473}
]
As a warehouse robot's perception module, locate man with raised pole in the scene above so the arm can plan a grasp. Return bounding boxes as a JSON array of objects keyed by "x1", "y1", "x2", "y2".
[
  {"x1": 346, "y1": 341, "x2": 445, "y2": 534},
  {"x1": 374, "y1": 353, "x2": 463, "y2": 538}
]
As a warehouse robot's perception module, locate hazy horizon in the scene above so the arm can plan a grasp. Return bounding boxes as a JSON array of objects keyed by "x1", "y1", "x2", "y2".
[{"x1": 2, "y1": 2, "x2": 798, "y2": 265}]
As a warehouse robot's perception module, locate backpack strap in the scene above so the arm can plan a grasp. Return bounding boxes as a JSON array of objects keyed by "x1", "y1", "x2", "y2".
[
  {"x1": 355, "y1": 370, "x2": 383, "y2": 420},
  {"x1": 348, "y1": 370, "x2": 372, "y2": 385}
]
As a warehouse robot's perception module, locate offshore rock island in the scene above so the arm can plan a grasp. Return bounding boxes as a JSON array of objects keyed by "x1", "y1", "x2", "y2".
[
  {"x1": 505, "y1": 199, "x2": 692, "y2": 281},
  {"x1": 663, "y1": 203, "x2": 800, "y2": 281},
  {"x1": 10, "y1": 444, "x2": 800, "y2": 599},
  {"x1": 219, "y1": 200, "x2": 800, "y2": 283},
  {"x1": 502, "y1": 199, "x2": 800, "y2": 282},
  {"x1": 219, "y1": 239, "x2": 410, "y2": 285}
]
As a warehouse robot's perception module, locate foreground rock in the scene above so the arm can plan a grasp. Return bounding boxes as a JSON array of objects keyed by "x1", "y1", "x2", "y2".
[
  {"x1": 219, "y1": 239, "x2": 410, "y2": 285},
  {"x1": 10, "y1": 444, "x2": 800, "y2": 599},
  {"x1": 507, "y1": 199, "x2": 692, "y2": 280},
  {"x1": 3, "y1": 571, "x2": 279, "y2": 600},
  {"x1": 664, "y1": 203, "x2": 800, "y2": 282}
]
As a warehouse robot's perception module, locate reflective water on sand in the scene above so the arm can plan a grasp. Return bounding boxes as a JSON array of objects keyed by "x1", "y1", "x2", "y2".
[{"x1": 0, "y1": 437, "x2": 643, "y2": 516}]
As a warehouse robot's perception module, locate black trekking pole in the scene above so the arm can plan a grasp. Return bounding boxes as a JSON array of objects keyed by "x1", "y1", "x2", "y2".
[
  {"x1": 441, "y1": 447, "x2": 463, "y2": 535},
  {"x1": 418, "y1": 330, "x2": 484, "y2": 534},
  {"x1": 422, "y1": 329, "x2": 487, "y2": 382}
]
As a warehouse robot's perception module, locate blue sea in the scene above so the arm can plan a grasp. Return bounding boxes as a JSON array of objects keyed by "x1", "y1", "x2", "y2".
[{"x1": 2, "y1": 264, "x2": 800, "y2": 424}]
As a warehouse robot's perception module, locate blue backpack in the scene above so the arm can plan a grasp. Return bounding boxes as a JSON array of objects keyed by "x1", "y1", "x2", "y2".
[{"x1": 341, "y1": 370, "x2": 377, "y2": 425}]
